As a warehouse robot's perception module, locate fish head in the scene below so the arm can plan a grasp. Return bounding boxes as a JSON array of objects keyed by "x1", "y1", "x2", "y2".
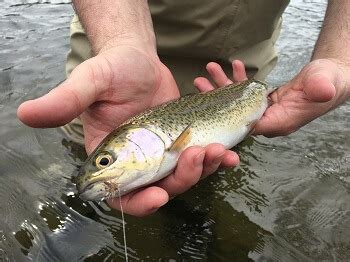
[{"x1": 75, "y1": 126, "x2": 166, "y2": 201}]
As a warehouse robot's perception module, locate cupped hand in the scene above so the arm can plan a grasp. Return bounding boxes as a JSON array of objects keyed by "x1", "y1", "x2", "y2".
[
  {"x1": 18, "y1": 46, "x2": 180, "y2": 153},
  {"x1": 17, "y1": 45, "x2": 239, "y2": 216},
  {"x1": 194, "y1": 59, "x2": 350, "y2": 137}
]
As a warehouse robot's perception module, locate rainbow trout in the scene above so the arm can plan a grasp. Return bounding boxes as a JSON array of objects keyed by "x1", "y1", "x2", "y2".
[{"x1": 76, "y1": 80, "x2": 271, "y2": 201}]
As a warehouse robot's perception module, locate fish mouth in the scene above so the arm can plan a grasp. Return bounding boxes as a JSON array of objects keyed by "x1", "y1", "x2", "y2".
[
  {"x1": 76, "y1": 169, "x2": 125, "y2": 201},
  {"x1": 78, "y1": 183, "x2": 103, "y2": 201},
  {"x1": 78, "y1": 179, "x2": 121, "y2": 201}
]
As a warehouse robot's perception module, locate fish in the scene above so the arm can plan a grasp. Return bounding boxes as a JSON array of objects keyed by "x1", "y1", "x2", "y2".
[{"x1": 75, "y1": 80, "x2": 272, "y2": 201}]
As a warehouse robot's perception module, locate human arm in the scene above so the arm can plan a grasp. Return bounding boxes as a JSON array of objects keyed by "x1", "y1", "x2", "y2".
[
  {"x1": 72, "y1": 0, "x2": 156, "y2": 54},
  {"x1": 195, "y1": 1, "x2": 350, "y2": 137}
]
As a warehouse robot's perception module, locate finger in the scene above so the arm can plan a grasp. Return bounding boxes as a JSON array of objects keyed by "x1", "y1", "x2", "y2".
[
  {"x1": 232, "y1": 60, "x2": 248, "y2": 82},
  {"x1": 201, "y1": 145, "x2": 239, "y2": 179},
  {"x1": 107, "y1": 186, "x2": 169, "y2": 217},
  {"x1": 193, "y1": 77, "x2": 215, "y2": 92},
  {"x1": 206, "y1": 62, "x2": 233, "y2": 87},
  {"x1": 201, "y1": 143, "x2": 226, "y2": 179},
  {"x1": 155, "y1": 146, "x2": 205, "y2": 197},
  {"x1": 303, "y1": 72, "x2": 336, "y2": 103},
  {"x1": 220, "y1": 150, "x2": 240, "y2": 167},
  {"x1": 17, "y1": 58, "x2": 107, "y2": 128}
]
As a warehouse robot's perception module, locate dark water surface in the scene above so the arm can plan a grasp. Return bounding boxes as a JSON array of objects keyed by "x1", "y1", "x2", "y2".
[{"x1": 1, "y1": 0, "x2": 350, "y2": 261}]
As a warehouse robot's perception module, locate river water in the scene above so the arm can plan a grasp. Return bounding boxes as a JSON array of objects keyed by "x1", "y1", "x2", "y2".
[{"x1": 1, "y1": 0, "x2": 349, "y2": 261}]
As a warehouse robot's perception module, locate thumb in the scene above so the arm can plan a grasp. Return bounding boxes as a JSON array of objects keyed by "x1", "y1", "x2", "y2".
[
  {"x1": 302, "y1": 61, "x2": 338, "y2": 103},
  {"x1": 17, "y1": 59, "x2": 103, "y2": 128}
]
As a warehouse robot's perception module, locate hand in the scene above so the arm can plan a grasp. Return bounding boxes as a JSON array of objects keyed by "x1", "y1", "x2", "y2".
[
  {"x1": 194, "y1": 59, "x2": 350, "y2": 137},
  {"x1": 18, "y1": 46, "x2": 180, "y2": 153},
  {"x1": 17, "y1": 45, "x2": 239, "y2": 216}
]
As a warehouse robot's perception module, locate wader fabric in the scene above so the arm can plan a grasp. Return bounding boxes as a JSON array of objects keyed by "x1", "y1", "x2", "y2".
[{"x1": 63, "y1": 0, "x2": 289, "y2": 145}]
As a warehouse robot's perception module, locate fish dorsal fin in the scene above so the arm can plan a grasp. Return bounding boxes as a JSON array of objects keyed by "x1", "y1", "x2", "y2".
[{"x1": 168, "y1": 124, "x2": 192, "y2": 152}]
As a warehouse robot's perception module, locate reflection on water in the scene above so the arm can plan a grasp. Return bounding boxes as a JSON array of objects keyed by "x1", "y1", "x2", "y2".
[{"x1": 1, "y1": 0, "x2": 350, "y2": 260}]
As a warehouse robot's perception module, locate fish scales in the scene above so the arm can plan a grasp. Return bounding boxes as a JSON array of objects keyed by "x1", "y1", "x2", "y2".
[
  {"x1": 76, "y1": 80, "x2": 270, "y2": 200},
  {"x1": 123, "y1": 80, "x2": 268, "y2": 147}
]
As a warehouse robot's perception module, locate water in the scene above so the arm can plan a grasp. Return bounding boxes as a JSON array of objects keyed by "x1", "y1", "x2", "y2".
[{"x1": 1, "y1": 0, "x2": 349, "y2": 261}]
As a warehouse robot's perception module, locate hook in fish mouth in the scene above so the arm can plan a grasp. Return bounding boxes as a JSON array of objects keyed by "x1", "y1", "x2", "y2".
[
  {"x1": 103, "y1": 181, "x2": 121, "y2": 199},
  {"x1": 78, "y1": 169, "x2": 126, "y2": 201}
]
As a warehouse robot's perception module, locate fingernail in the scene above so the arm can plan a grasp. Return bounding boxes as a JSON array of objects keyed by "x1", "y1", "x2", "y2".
[
  {"x1": 194, "y1": 151, "x2": 205, "y2": 167},
  {"x1": 212, "y1": 152, "x2": 225, "y2": 165}
]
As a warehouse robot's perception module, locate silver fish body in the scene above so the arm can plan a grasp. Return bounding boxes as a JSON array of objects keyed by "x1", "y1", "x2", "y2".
[{"x1": 76, "y1": 80, "x2": 270, "y2": 201}]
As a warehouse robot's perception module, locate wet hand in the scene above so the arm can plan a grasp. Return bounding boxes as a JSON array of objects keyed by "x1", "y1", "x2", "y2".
[
  {"x1": 108, "y1": 144, "x2": 239, "y2": 217},
  {"x1": 255, "y1": 58, "x2": 350, "y2": 136},
  {"x1": 18, "y1": 46, "x2": 180, "y2": 153},
  {"x1": 17, "y1": 45, "x2": 239, "y2": 216},
  {"x1": 194, "y1": 59, "x2": 350, "y2": 137}
]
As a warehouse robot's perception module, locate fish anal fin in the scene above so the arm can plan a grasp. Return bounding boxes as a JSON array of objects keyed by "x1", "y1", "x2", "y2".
[
  {"x1": 168, "y1": 124, "x2": 192, "y2": 152},
  {"x1": 268, "y1": 96, "x2": 273, "y2": 107},
  {"x1": 246, "y1": 120, "x2": 258, "y2": 137}
]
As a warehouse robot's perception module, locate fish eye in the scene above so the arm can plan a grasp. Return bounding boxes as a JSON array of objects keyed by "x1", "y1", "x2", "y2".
[{"x1": 96, "y1": 153, "x2": 113, "y2": 169}]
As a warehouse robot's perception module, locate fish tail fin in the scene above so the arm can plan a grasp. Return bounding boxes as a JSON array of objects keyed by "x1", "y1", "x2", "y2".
[{"x1": 252, "y1": 79, "x2": 277, "y2": 95}]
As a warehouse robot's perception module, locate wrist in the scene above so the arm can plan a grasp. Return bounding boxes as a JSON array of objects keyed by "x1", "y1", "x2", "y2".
[
  {"x1": 320, "y1": 58, "x2": 350, "y2": 104},
  {"x1": 307, "y1": 58, "x2": 350, "y2": 105},
  {"x1": 329, "y1": 58, "x2": 350, "y2": 102},
  {"x1": 98, "y1": 35, "x2": 157, "y2": 56},
  {"x1": 73, "y1": 0, "x2": 157, "y2": 55}
]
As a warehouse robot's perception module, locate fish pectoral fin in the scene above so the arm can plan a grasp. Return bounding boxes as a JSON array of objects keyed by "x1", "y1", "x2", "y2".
[
  {"x1": 168, "y1": 123, "x2": 192, "y2": 152},
  {"x1": 267, "y1": 96, "x2": 273, "y2": 107}
]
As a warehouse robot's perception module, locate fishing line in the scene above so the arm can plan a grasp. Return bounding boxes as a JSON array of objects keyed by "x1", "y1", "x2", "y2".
[{"x1": 118, "y1": 186, "x2": 128, "y2": 262}]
